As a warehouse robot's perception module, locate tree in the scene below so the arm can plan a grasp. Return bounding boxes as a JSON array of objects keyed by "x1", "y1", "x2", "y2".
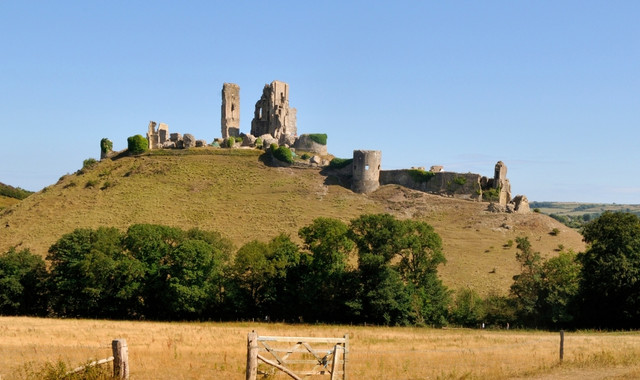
[
  {"x1": 229, "y1": 235, "x2": 301, "y2": 320},
  {"x1": 47, "y1": 227, "x2": 144, "y2": 318},
  {"x1": 298, "y1": 218, "x2": 355, "y2": 322},
  {"x1": 578, "y1": 212, "x2": 640, "y2": 328},
  {"x1": 510, "y1": 237, "x2": 543, "y2": 326},
  {"x1": 450, "y1": 288, "x2": 485, "y2": 327},
  {"x1": 348, "y1": 214, "x2": 449, "y2": 326},
  {"x1": 127, "y1": 135, "x2": 148, "y2": 154},
  {"x1": 164, "y1": 239, "x2": 220, "y2": 319},
  {"x1": 0, "y1": 248, "x2": 48, "y2": 315},
  {"x1": 539, "y1": 250, "x2": 581, "y2": 326}
]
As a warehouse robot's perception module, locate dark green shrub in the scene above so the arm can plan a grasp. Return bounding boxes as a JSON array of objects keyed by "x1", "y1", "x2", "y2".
[
  {"x1": 483, "y1": 187, "x2": 500, "y2": 202},
  {"x1": 308, "y1": 133, "x2": 327, "y2": 145},
  {"x1": 301, "y1": 153, "x2": 311, "y2": 160},
  {"x1": 329, "y1": 158, "x2": 353, "y2": 169},
  {"x1": 127, "y1": 135, "x2": 148, "y2": 154},
  {"x1": 408, "y1": 169, "x2": 435, "y2": 183},
  {"x1": 453, "y1": 176, "x2": 467, "y2": 186},
  {"x1": 101, "y1": 181, "x2": 113, "y2": 190},
  {"x1": 224, "y1": 138, "x2": 235, "y2": 148},
  {"x1": 82, "y1": 158, "x2": 97, "y2": 171},
  {"x1": 100, "y1": 138, "x2": 113, "y2": 154},
  {"x1": 271, "y1": 144, "x2": 293, "y2": 164},
  {"x1": 85, "y1": 179, "x2": 98, "y2": 188}
]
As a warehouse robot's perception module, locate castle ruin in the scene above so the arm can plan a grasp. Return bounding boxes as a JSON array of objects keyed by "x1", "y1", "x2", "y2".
[
  {"x1": 493, "y1": 161, "x2": 511, "y2": 206},
  {"x1": 146, "y1": 121, "x2": 169, "y2": 150},
  {"x1": 221, "y1": 83, "x2": 240, "y2": 139},
  {"x1": 352, "y1": 150, "x2": 381, "y2": 194},
  {"x1": 250, "y1": 80, "x2": 297, "y2": 139}
]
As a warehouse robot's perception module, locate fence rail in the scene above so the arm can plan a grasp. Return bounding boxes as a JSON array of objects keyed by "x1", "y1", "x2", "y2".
[
  {"x1": 246, "y1": 331, "x2": 348, "y2": 380},
  {"x1": 63, "y1": 339, "x2": 129, "y2": 379}
]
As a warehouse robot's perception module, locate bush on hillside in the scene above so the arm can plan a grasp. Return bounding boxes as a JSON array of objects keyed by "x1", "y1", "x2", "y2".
[
  {"x1": 127, "y1": 135, "x2": 148, "y2": 155},
  {"x1": 270, "y1": 144, "x2": 294, "y2": 164}
]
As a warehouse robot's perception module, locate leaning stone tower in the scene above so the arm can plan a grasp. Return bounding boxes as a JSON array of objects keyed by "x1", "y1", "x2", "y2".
[
  {"x1": 351, "y1": 150, "x2": 381, "y2": 194},
  {"x1": 221, "y1": 83, "x2": 240, "y2": 139},
  {"x1": 494, "y1": 161, "x2": 511, "y2": 205}
]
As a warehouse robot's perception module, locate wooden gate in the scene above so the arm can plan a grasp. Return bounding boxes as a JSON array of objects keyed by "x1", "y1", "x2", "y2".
[{"x1": 246, "y1": 331, "x2": 348, "y2": 380}]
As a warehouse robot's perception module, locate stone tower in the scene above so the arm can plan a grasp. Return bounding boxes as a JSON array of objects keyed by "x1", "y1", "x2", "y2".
[
  {"x1": 251, "y1": 80, "x2": 297, "y2": 139},
  {"x1": 147, "y1": 121, "x2": 169, "y2": 150},
  {"x1": 352, "y1": 150, "x2": 381, "y2": 194},
  {"x1": 221, "y1": 83, "x2": 240, "y2": 139},
  {"x1": 494, "y1": 161, "x2": 512, "y2": 205}
]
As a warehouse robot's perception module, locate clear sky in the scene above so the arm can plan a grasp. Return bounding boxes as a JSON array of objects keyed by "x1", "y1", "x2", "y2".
[{"x1": 1, "y1": 1, "x2": 638, "y2": 203}]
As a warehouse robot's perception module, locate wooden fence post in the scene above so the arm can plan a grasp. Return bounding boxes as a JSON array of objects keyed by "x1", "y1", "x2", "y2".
[
  {"x1": 112, "y1": 339, "x2": 129, "y2": 379},
  {"x1": 246, "y1": 331, "x2": 258, "y2": 380},
  {"x1": 343, "y1": 334, "x2": 349, "y2": 380},
  {"x1": 559, "y1": 330, "x2": 564, "y2": 362}
]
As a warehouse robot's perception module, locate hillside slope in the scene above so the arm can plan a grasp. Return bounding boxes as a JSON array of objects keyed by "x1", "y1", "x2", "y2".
[{"x1": 0, "y1": 149, "x2": 585, "y2": 295}]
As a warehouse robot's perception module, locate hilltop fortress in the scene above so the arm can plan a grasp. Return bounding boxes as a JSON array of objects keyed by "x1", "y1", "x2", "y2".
[{"x1": 136, "y1": 80, "x2": 528, "y2": 212}]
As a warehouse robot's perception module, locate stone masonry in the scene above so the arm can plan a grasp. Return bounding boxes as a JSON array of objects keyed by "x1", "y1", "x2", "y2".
[
  {"x1": 251, "y1": 80, "x2": 297, "y2": 139},
  {"x1": 221, "y1": 83, "x2": 240, "y2": 139},
  {"x1": 494, "y1": 161, "x2": 512, "y2": 206},
  {"x1": 147, "y1": 121, "x2": 169, "y2": 150},
  {"x1": 352, "y1": 150, "x2": 381, "y2": 194}
]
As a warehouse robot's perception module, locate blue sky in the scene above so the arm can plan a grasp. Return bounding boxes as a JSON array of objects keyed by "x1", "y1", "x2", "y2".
[{"x1": 1, "y1": 1, "x2": 638, "y2": 203}]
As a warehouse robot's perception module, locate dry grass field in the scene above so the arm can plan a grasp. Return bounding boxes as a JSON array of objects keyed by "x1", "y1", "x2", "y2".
[
  {"x1": 1, "y1": 317, "x2": 639, "y2": 380},
  {"x1": 0, "y1": 195, "x2": 20, "y2": 210},
  {"x1": 0, "y1": 149, "x2": 585, "y2": 296}
]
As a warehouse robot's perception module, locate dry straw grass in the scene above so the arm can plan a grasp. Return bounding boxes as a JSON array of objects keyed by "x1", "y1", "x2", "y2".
[{"x1": 2, "y1": 317, "x2": 639, "y2": 379}]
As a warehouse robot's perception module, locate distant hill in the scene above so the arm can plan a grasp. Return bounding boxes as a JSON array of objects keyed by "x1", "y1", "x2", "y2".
[
  {"x1": 0, "y1": 182, "x2": 33, "y2": 200},
  {"x1": 530, "y1": 201, "x2": 640, "y2": 228},
  {"x1": 0, "y1": 148, "x2": 585, "y2": 296},
  {"x1": 0, "y1": 182, "x2": 33, "y2": 210}
]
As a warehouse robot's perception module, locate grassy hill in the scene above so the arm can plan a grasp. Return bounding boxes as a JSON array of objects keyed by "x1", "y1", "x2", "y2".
[{"x1": 0, "y1": 148, "x2": 585, "y2": 296}]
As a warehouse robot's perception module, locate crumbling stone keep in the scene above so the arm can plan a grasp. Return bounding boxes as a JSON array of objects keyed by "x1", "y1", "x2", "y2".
[
  {"x1": 352, "y1": 150, "x2": 381, "y2": 194},
  {"x1": 251, "y1": 80, "x2": 297, "y2": 139},
  {"x1": 494, "y1": 161, "x2": 512, "y2": 206},
  {"x1": 147, "y1": 121, "x2": 169, "y2": 150},
  {"x1": 221, "y1": 83, "x2": 240, "y2": 139}
]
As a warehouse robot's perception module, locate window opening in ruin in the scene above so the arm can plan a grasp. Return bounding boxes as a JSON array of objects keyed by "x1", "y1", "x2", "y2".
[{"x1": 365, "y1": 165, "x2": 370, "y2": 171}]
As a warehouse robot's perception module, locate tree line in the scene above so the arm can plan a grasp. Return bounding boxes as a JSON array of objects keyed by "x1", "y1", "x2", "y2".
[{"x1": 1, "y1": 212, "x2": 639, "y2": 329}]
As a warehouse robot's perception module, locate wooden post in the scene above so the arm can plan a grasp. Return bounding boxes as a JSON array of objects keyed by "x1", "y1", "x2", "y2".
[
  {"x1": 330, "y1": 344, "x2": 342, "y2": 380},
  {"x1": 246, "y1": 331, "x2": 258, "y2": 380},
  {"x1": 112, "y1": 339, "x2": 129, "y2": 379},
  {"x1": 559, "y1": 330, "x2": 565, "y2": 362},
  {"x1": 343, "y1": 334, "x2": 349, "y2": 380}
]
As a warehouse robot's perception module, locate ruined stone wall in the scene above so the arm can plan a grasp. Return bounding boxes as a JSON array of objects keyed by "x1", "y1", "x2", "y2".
[
  {"x1": 147, "y1": 121, "x2": 169, "y2": 150},
  {"x1": 251, "y1": 80, "x2": 297, "y2": 139},
  {"x1": 221, "y1": 83, "x2": 240, "y2": 139},
  {"x1": 352, "y1": 150, "x2": 381, "y2": 194},
  {"x1": 379, "y1": 170, "x2": 483, "y2": 200},
  {"x1": 494, "y1": 161, "x2": 511, "y2": 205}
]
